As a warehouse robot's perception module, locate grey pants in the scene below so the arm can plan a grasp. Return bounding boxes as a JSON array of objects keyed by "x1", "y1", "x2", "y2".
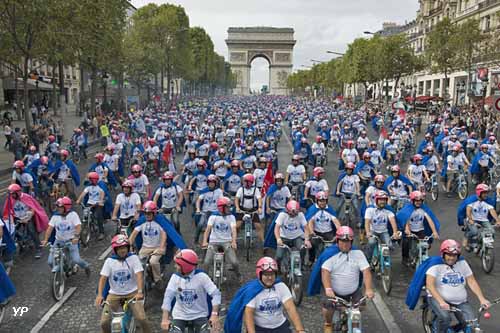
[{"x1": 203, "y1": 242, "x2": 239, "y2": 274}]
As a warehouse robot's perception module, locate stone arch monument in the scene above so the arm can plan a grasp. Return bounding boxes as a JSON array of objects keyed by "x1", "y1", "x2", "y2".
[{"x1": 226, "y1": 27, "x2": 295, "y2": 95}]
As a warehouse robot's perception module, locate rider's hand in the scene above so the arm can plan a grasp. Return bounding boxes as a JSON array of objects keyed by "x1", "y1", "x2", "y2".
[
  {"x1": 277, "y1": 238, "x2": 283, "y2": 246},
  {"x1": 365, "y1": 288, "x2": 375, "y2": 299},
  {"x1": 160, "y1": 319, "x2": 171, "y2": 331},
  {"x1": 304, "y1": 239, "x2": 312, "y2": 249},
  {"x1": 41, "y1": 240, "x2": 48, "y2": 247},
  {"x1": 257, "y1": 208, "x2": 262, "y2": 215},
  {"x1": 480, "y1": 299, "x2": 491, "y2": 310},
  {"x1": 231, "y1": 240, "x2": 237, "y2": 249},
  {"x1": 201, "y1": 241, "x2": 208, "y2": 248},
  {"x1": 366, "y1": 231, "x2": 372, "y2": 238},
  {"x1": 439, "y1": 302, "x2": 450, "y2": 311},
  {"x1": 325, "y1": 287, "x2": 335, "y2": 299},
  {"x1": 95, "y1": 295, "x2": 103, "y2": 308},
  {"x1": 136, "y1": 291, "x2": 144, "y2": 300},
  {"x1": 433, "y1": 232, "x2": 440, "y2": 240},
  {"x1": 405, "y1": 229, "x2": 411, "y2": 236},
  {"x1": 209, "y1": 313, "x2": 220, "y2": 332},
  {"x1": 71, "y1": 238, "x2": 79, "y2": 245}
]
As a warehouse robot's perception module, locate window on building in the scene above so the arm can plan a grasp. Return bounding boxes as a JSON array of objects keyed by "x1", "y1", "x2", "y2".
[{"x1": 484, "y1": 15, "x2": 491, "y2": 31}]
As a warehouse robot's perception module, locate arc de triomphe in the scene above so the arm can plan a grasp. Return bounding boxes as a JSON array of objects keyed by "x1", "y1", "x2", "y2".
[{"x1": 225, "y1": 27, "x2": 295, "y2": 95}]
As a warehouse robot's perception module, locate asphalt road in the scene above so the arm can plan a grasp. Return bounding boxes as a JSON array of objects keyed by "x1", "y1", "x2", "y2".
[{"x1": 2, "y1": 117, "x2": 499, "y2": 333}]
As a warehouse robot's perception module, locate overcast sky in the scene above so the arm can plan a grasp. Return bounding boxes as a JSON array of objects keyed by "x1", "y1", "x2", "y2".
[{"x1": 131, "y1": 0, "x2": 419, "y2": 90}]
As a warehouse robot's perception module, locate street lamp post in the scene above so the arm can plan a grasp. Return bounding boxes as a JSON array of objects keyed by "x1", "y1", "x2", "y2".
[{"x1": 102, "y1": 72, "x2": 109, "y2": 111}]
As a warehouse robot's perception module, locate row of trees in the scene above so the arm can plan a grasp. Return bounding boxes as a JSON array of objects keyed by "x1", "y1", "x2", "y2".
[
  {"x1": 288, "y1": 15, "x2": 500, "y2": 100},
  {"x1": 0, "y1": 0, "x2": 234, "y2": 131}
]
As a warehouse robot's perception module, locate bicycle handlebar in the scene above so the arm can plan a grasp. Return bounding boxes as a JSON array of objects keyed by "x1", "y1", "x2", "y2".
[{"x1": 328, "y1": 296, "x2": 368, "y2": 308}]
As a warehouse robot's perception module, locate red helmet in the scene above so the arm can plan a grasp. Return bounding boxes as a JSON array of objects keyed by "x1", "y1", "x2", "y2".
[
  {"x1": 143, "y1": 200, "x2": 158, "y2": 213},
  {"x1": 210, "y1": 142, "x2": 219, "y2": 150},
  {"x1": 55, "y1": 196, "x2": 72, "y2": 212},
  {"x1": 162, "y1": 171, "x2": 175, "y2": 180},
  {"x1": 315, "y1": 191, "x2": 328, "y2": 201},
  {"x1": 374, "y1": 191, "x2": 389, "y2": 204},
  {"x1": 230, "y1": 160, "x2": 240, "y2": 168},
  {"x1": 106, "y1": 145, "x2": 115, "y2": 152},
  {"x1": 216, "y1": 196, "x2": 231, "y2": 213},
  {"x1": 439, "y1": 239, "x2": 461, "y2": 256},
  {"x1": 174, "y1": 249, "x2": 198, "y2": 275},
  {"x1": 13, "y1": 160, "x2": 24, "y2": 170},
  {"x1": 362, "y1": 152, "x2": 371, "y2": 160},
  {"x1": 286, "y1": 200, "x2": 300, "y2": 214},
  {"x1": 452, "y1": 145, "x2": 460, "y2": 152},
  {"x1": 409, "y1": 190, "x2": 424, "y2": 202},
  {"x1": 274, "y1": 172, "x2": 284, "y2": 181},
  {"x1": 122, "y1": 180, "x2": 134, "y2": 189},
  {"x1": 29, "y1": 145, "x2": 36, "y2": 152},
  {"x1": 480, "y1": 144, "x2": 489, "y2": 150},
  {"x1": 88, "y1": 171, "x2": 99, "y2": 184},
  {"x1": 316, "y1": 135, "x2": 322, "y2": 143},
  {"x1": 60, "y1": 149, "x2": 70, "y2": 158},
  {"x1": 413, "y1": 154, "x2": 423, "y2": 162},
  {"x1": 345, "y1": 162, "x2": 355, "y2": 170},
  {"x1": 197, "y1": 160, "x2": 207, "y2": 168},
  {"x1": 391, "y1": 165, "x2": 400, "y2": 173},
  {"x1": 148, "y1": 138, "x2": 156, "y2": 145},
  {"x1": 48, "y1": 135, "x2": 56, "y2": 143},
  {"x1": 255, "y1": 256, "x2": 278, "y2": 279},
  {"x1": 313, "y1": 167, "x2": 325, "y2": 178},
  {"x1": 347, "y1": 140, "x2": 354, "y2": 148},
  {"x1": 336, "y1": 226, "x2": 354, "y2": 241},
  {"x1": 207, "y1": 174, "x2": 218, "y2": 183},
  {"x1": 475, "y1": 183, "x2": 490, "y2": 197},
  {"x1": 131, "y1": 164, "x2": 142, "y2": 173},
  {"x1": 292, "y1": 154, "x2": 301, "y2": 161},
  {"x1": 8, "y1": 183, "x2": 22, "y2": 194},
  {"x1": 95, "y1": 153, "x2": 104, "y2": 162},
  {"x1": 374, "y1": 174, "x2": 385, "y2": 183},
  {"x1": 40, "y1": 156, "x2": 49, "y2": 165},
  {"x1": 243, "y1": 173, "x2": 255, "y2": 185},
  {"x1": 111, "y1": 234, "x2": 130, "y2": 252}
]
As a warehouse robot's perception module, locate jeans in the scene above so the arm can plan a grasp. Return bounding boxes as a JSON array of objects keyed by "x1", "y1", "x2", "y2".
[
  {"x1": 255, "y1": 319, "x2": 291, "y2": 333},
  {"x1": 48, "y1": 240, "x2": 89, "y2": 270},
  {"x1": 275, "y1": 237, "x2": 304, "y2": 268},
  {"x1": 203, "y1": 242, "x2": 239, "y2": 274},
  {"x1": 337, "y1": 194, "x2": 359, "y2": 220},
  {"x1": 366, "y1": 231, "x2": 391, "y2": 263},
  {"x1": 171, "y1": 317, "x2": 207, "y2": 333},
  {"x1": 465, "y1": 220, "x2": 495, "y2": 247},
  {"x1": 428, "y1": 298, "x2": 475, "y2": 333},
  {"x1": 91, "y1": 205, "x2": 105, "y2": 234},
  {"x1": 309, "y1": 231, "x2": 335, "y2": 263},
  {"x1": 402, "y1": 230, "x2": 426, "y2": 259}
]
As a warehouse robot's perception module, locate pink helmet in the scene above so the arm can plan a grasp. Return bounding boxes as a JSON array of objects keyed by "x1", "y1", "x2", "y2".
[
  {"x1": 391, "y1": 165, "x2": 400, "y2": 173},
  {"x1": 111, "y1": 234, "x2": 130, "y2": 252},
  {"x1": 243, "y1": 173, "x2": 255, "y2": 185},
  {"x1": 315, "y1": 191, "x2": 328, "y2": 201},
  {"x1": 374, "y1": 191, "x2": 389, "y2": 203},
  {"x1": 362, "y1": 152, "x2": 370, "y2": 159},
  {"x1": 162, "y1": 171, "x2": 175, "y2": 180},
  {"x1": 374, "y1": 174, "x2": 385, "y2": 183},
  {"x1": 413, "y1": 154, "x2": 423, "y2": 163},
  {"x1": 230, "y1": 160, "x2": 240, "y2": 168},
  {"x1": 29, "y1": 145, "x2": 36, "y2": 152},
  {"x1": 313, "y1": 167, "x2": 325, "y2": 178},
  {"x1": 174, "y1": 249, "x2": 198, "y2": 274},
  {"x1": 95, "y1": 153, "x2": 104, "y2": 162},
  {"x1": 131, "y1": 164, "x2": 142, "y2": 173},
  {"x1": 274, "y1": 172, "x2": 284, "y2": 181},
  {"x1": 143, "y1": 201, "x2": 158, "y2": 213},
  {"x1": 216, "y1": 196, "x2": 231, "y2": 213},
  {"x1": 345, "y1": 162, "x2": 355, "y2": 170},
  {"x1": 106, "y1": 145, "x2": 115, "y2": 152},
  {"x1": 336, "y1": 226, "x2": 354, "y2": 241},
  {"x1": 316, "y1": 135, "x2": 322, "y2": 143},
  {"x1": 60, "y1": 149, "x2": 70, "y2": 158},
  {"x1": 439, "y1": 239, "x2": 461, "y2": 256},
  {"x1": 409, "y1": 190, "x2": 424, "y2": 202},
  {"x1": 480, "y1": 144, "x2": 489, "y2": 150},
  {"x1": 292, "y1": 154, "x2": 301, "y2": 161},
  {"x1": 13, "y1": 160, "x2": 24, "y2": 170},
  {"x1": 255, "y1": 256, "x2": 278, "y2": 279},
  {"x1": 48, "y1": 135, "x2": 56, "y2": 143},
  {"x1": 7, "y1": 184, "x2": 21, "y2": 193},
  {"x1": 122, "y1": 179, "x2": 134, "y2": 189},
  {"x1": 40, "y1": 156, "x2": 49, "y2": 165},
  {"x1": 347, "y1": 140, "x2": 354, "y2": 147},
  {"x1": 197, "y1": 160, "x2": 207, "y2": 168},
  {"x1": 475, "y1": 184, "x2": 490, "y2": 197},
  {"x1": 55, "y1": 196, "x2": 72, "y2": 212},
  {"x1": 286, "y1": 200, "x2": 300, "y2": 214},
  {"x1": 207, "y1": 174, "x2": 218, "y2": 183},
  {"x1": 88, "y1": 171, "x2": 99, "y2": 184}
]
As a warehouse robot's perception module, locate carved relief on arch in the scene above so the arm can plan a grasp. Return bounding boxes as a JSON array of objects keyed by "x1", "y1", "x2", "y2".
[
  {"x1": 247, "y1": 50, "x2": 273, "y2": 65},
  {"x1": 230, "y1": 52, "x2": 247, "y2": 63},
  {"x1": 275, "y1": 53, "x2": 291, "y2": 63}
]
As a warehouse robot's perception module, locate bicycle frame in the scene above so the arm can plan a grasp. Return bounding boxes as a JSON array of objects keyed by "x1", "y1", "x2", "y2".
[
  {"x1": 329, "y1": 296, "x2": 367, "y2": 333},
  {"x1": 104, "y1": 298, "x2": 138, "y2": 333},
  {"x1": 370, "y1": 235, "x2": 391, "y2": 274},
  {"x1": 408, "y1": 235, "x2": 432, "y2": 268}
]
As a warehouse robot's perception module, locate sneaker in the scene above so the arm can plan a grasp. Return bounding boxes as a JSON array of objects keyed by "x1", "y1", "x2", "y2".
[
  {"x1": 97, "y1": 233, "x2": 105, "y2": 241},
  {"x1": 85, "y1": 267, "x2": 91, "y2": 277},
  {"x1": 34, "y1": 249, "x2": 42, "y2": 259}
]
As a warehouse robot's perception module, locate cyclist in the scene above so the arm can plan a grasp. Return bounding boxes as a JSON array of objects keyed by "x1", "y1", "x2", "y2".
[
  {"x1": 202, "y1": 196, "x2": 240, "y2": 278},
  {"x1": 445, "y1": 145, "x2": 469, "y2": 197},
  {"x1": 364, "y1": 191, "x2": 400, "y2": 263},
  {"x1": 397, "y1": 190, "x2": 440, "y2": 266},
  {"x1": 187, "y1": 159, "x2": 211, "y2": 196},
  {"x1": 11, "y1": 160, "x2": 35, "y2": 195},
  {"x1": 50, "y1": 149, "x2": 80, "y2": 200},
  {"x1": 45, "y1": 135, "x2": 59, "y2": 161},
  {"x1": 41, "y1": 197, "x2": 91, "y2": 276},
  {"x1": 265, "y1": 173, "x2": 291, "y2": 218},
  {"x1": 152, "y1": 171, "x2": 183, "y2": 233},
  {"x1": 385, "y1": 165, "x2": 413, "y2": 208},
  {"x1": 354, "y1": 152, "x2": 375, "y2": 195},
  {"x1": 407, "y1": 154, "x2": 430, "y2": 191},
  {"x1": 304, "y1": 167, "x2": 329, "y2": 209},
  {"x1": 96, "y1": 235, "x2": 151, "y2": 333},
  {"x1": 195, "y1": 174, "x2": 224, "y2": 244},
  {"x1": 222, "y1": 160, "x2": 244, "y2": 198},
  {"x1": 312, "y1": 135, "x2": 326, "y2": 166},
  {"x1": 23, "y1": 145, "x2": 40, "y2": 167},
  {"x1": 470, "y1": 144, "x2": 496, "y2": 184},
  {"x1": 145, "y1": 138, "x2": 160, "y2": 177},
  {"x1": 340, "y1": 140, "x2": 358, "y2": 170},
  {"x1": 160, "y1": 249, "x2": 222, "y2": 332},
  {"x1": 286, "y1": 155, "x2": 306, "y2": 199},
  {"x1": 127, "y1": 164, "x2": 150, "y2": 202},
  {"x1": 76, "y1": 172, "x2": 106, "y2": 240},
  {"x1": 235, "y1": 174, "x2": 264, "y2": 242},
  {"x1": 112, "y1": 180, "x2": 141, "y2": 235},
  {"x1": 424, "y1": 240, "x2": 490, "y2": 333},
  {"x1": 335, "y1": 162, "x2": 360, "y2": 218},
  {"x1": 103, "y1": 145, "x2": 121, "y2": 186},
  {"x1": 253, "y1": 157, "x2": 268, "y2": 191}
]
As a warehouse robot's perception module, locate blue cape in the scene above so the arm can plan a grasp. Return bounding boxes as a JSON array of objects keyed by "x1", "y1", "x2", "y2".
[
  {"x1": 307, "y1": 245, "x2": 361, "y2": 296},
  {"x1": 354, "y1": 160, "x2": 375, "y2": 179},
  {"x1": 134, "y1": 214, "x2": 187, "y2": 252},
  {"x1": 224, "y1": 278, "x2": 282, "y2": 333},
  {"x1": 1, "y1": 223, "x2": 16, "y2": 255},
  {"x1": 0, "y1": 263, "x2": 15, "y2": 303},
  {"x1": 457, "y1": 195, "x2": 496, "y2": 226},
  {"x1": 406, "y1": 256, "x2": 464, "y2": 310},
  {"x1": 417, "y1": 139, "x2": 432, "y2": 154},
  {"x1": 263, "y1": 210, "x2": 292, "y2": 249},
  {"x1": 383, "y1": 175, "x2": 413, "y2": 192},
  {"x1": 396, "y1": 203, "x2": 441, "y2": 236},
  {"x1": 82, "y1": 180, "x2": 113, "y2": 216},
  {"x1": 89, "y1": 162, "x2": 117, "y2": 187},
  {"x1": 51, "y1": 160, "x2": 80, "y2": 186},
  {"x1": 469, "y1": 151, "x2": 493, "y2": 175},
  {"x1": 27, "y1": 158, "x2": 54, "y2": 175}
]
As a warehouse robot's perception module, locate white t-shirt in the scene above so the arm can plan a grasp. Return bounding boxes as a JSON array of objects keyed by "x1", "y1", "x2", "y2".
[
  {"x1": 49, "y1": 212, "x2": 81, "y2": 241},
  {"x1": 94, "y1": 164, "x2": 108, "y2": 181},
  {"x1": 364, "y1": 207, "x2": 394, "y2": 233},
  {"x1": 268, "y1": 186, "x2": 291, "y2": 210},
  {"x1": 134, "y1": 221, "x2": 163, "y2": 248},
  {"x1": 115, "y1": 193, "x2": 141, "y2": 219},
  {"x1": 155, "y1": 185, "x2": 183, "y2": 209},
  {"x1": 468, "y1": 200, "x2": 493, "y2": 222},
  {"x1": 247, "y1": 282, "x2": 292, "y2": 329},
  {"x1": 286, "y1": 164, "x2": 305, "y2": 183},
  {"x1": 130, "y1": 174, "x2": 149, "y2": 195},
  {"x1": 12, "y1": 172, "x2": 33, "y2": 188},
  {"x1": 322, "y1": 250, "x2": 370, "y2": 296},
  {"x1": 275, "y1": 212, "x2": 307, "y2": 240},
  {"x1": 57, "y1": 163, "x2": 70, "y2": 181},
  {"x1": 408, "y1": 164, "x2": 426, "y2": 184},
  {"x1": 146, "y1": 146, "x2": 160, "y2": 160},
  {"x1": 163, "y1": 271, "x2": 218, "y2": 321},
  {"x1": 100, "y1": 255, "x2": 143, "y2": 295},
  {"x1": 305, "y1": 179, "x2": 329, "y2": 197},
  {"x1": 447, "y1": 154, "x2": 464, "y2": 171},
  {"x1": 13, "y1": 200, "x2": 30, "y2": 219},
  {"x1": 340, "y1": 175, "x2": 359, "y2": 194},
  {"x1": 342, "y1": 148, "x2": 358, "y2": 163},
  {"x1": 104, "y1": 154, "x2": 119, "y2": 171},
  {"x1": 309, "y1": 206, "x2": 336, "y2": 233},
  {"x1": 83, "y1": 185, "x2": 104, "y2": 205},
  {"x1": 236, "y1": 187, "x2": 262, "y2": 210},
  {"x1": 199, "y1": 189, "x2": 224, "y2": 213},
  {"x1": 426, "y1": 261, "x2": 473, "y2": 305},
  {"x1": 253, "y1": 168, "x2": 266, "y2": 188},
  {"x1": 207, "y1": 214, "x2": 236, "y2": 243},
  {"x1": 224, "y1": 173, "x2": 242, "y2": 193},
  {"x1": 408, "y1": 208, "x2": 426, "y2": 232}
]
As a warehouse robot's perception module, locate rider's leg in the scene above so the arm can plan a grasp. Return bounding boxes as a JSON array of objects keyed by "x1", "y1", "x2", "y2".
[
  {"x1": 27, "y1": 219, "x2": 42, "y2": 258},
  {"x1": 428, "y1": 297, "x2": 452, "y2": 333},
  {"x1": 254, "y1": 216, "x2": 264, "y2": 243},
  {"x1": 202, "y1": 245, "x2": 215, "y2": 273},
  {"x1": 321, "y1": 301, "x2": 334, "y2": 332},
  {"x1": 93, "y1": 205, "x2": 105, "y2": 238},
  {"x1": 480, "y1": 220, "x2": 495, "y2": 236},
  {"x1": 68, "y1": 243, "x2": 90, "y2": 269},
  {"x1": 465, "y1": 223, "x2": 479, "y2": 248},
  {"x1": 100, "y1": 294, "x2": 124, "y2": 333},
  {"x1": 224, "y1": 243, "x2": 240, "y2": 276},
  {"x1": 365, "y1": 233, "x2": 378, "y2": 262},
  {"x1": 454, "y1": 302, "x2": 476, "y2": 330},
  {"x1": 128, "y1": 298, "x2": 151, "y2": 333}
]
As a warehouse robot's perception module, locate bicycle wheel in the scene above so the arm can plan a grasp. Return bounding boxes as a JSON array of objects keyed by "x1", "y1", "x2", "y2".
[
  {"x1": 0, "y1": 304, "x2": 5, "y2": 325},
  {"x1": 246, "y1": 240, "x2": 250, "y2": 262},
  {"x1": 482, "y1": 247, "x2": 495, "y2": 273},
  {"x1": 128, "y1": 316, "x2": 137, "y2": 333},
  {"x1": 381, "y1": 258, "x2": 392, "y2": 295},
  {"x1": 80, "y1": 221, "x2": 90, "y2": 247},
  {"x1": 291, "y1": 275, "x2": 303, "y2": 306},
  {"x1": 458, "y1": 182, "x2": 467, "y2": 200},
  {"x1": 421, "y1": 305, "x2": 433, "y2": 333},
  {"x1": 51, "y1": 270, "x2": 65, "y2": 301},
  {"x1": 431, "y1": 184, "x2": 438, "y2": 201}
]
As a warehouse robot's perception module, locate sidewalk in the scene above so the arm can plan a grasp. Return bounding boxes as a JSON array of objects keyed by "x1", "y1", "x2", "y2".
[{"x1": 0, "y1": 105, "x2": 98, "y2": 174}]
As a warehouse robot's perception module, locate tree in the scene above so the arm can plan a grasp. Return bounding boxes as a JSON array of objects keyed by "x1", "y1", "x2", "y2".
[{"x1": 425, "y1": 17, "x2": 459, "y2": 80}]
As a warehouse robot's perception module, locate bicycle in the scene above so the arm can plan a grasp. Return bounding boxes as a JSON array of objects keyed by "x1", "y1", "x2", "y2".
[
  {"x1": 406, "y1": 234, "x2": 433, "y2": 269},
  {"x1": 450, "y1": 169, "x2": 468, "y2": 200},
  {"x1": 369, "y1": 233, "x2": 399, "y2": 295},
  {"x1": 115, "y1": 217, "x2": 136, "y2": 237},
  {"x1": 470, "y1": 224, "x2": 498, "y2": 274},
  {"x1": 206, "y1": 244, "x2": 226, "y2": 290},
  {"x1": 279, "y1": 244, "x2": 304, "y2": 306},
  {"x1": 311, "y1": 234, "x2": 335, "y2": 259},
  {"x1": 168, "y1": 307, "x2": 226, "y2": 333},
  {"x1": 390, "y1": 194, "x2": 410, "y2": 213},
  {"x1": 338, "y1": 193, "x2": 358, "y2": 230},
  {"x1": 49, "y1": 242, "x2": 76, "y2": 301},
  {"x1": 159, "y1": 208, "x2": 180, "y2": 234},
  {"x1": 80, "y1": 204, "x2": 98, "y2": 247},
  {"x1": 242, "y1": 213, "x2": 254, "y2": 262},
  {"x1": 14, "y1": 217, "x2": 35, "y2": 255},
  {"x1": 103, "y1": 298, "x2": 138, "y2": 333},
  {"x1": 288, "y1": 182, "x2": 304, "y2": 201},
  {"x1": 328, "y1": 296, "x2": 368, "y2": 333}
]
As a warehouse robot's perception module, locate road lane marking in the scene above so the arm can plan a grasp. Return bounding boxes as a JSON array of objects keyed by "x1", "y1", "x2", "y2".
[
  {"x1": 372, "y1": 290, "x2": 402, "y2": 333},
  {"x1": 30, "y1": 287, "x2": 77, "y2": 333},
  {"x1": 282, "y1": 127, "x2": 294, "y2": 150},
  {"x1": 98, "y1": 245, "x2": 113, "y2": 260}
]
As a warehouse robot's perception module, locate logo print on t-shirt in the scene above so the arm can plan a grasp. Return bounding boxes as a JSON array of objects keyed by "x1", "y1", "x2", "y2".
[
  {"x1": 112, "y1": 269, "x2": 132, "y2": 287},
  {"x1": 215, "y1": 222, "x2": 229, "y2": 233},
  {"x1": 441, "y1": 272, "x2": 465, "y2": 287},
  {"x1": 179, "y1": 289, "x2": 198, "y2": 308},
  {"x1": 56, "y1": 222, "x2": 72, "y2": 232},
  {"x1": 258, "y1": 297, "x2": 281, "y2": 314}
]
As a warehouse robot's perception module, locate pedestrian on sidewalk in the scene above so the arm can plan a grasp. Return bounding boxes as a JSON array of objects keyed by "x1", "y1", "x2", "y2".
[
  {"x1": 31, "y1": 104, "x2": 37, "y2": 125},
  {"x1": 4, "y1": 124, "x2": 12, "y2": 150},
  {"x1": 11, "y1": 127, "x2": 23, "y2": 161}
]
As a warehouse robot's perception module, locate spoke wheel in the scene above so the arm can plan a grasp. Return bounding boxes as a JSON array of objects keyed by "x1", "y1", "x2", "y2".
[
  {"x1": 51, "y1": 270, "x2": 65, "y2": 301},
  {"x1": 431, "y1": 184, "x2": 439, "y2": 201},
  {"x1": 421, "y1": 305, "x2": 433, "y2": 333},
  {"x1": 80, "y1": 222, "x2": 90, "y2": 247},
  {"x1": 482, "y1": 247, "x2": 495, "y2": 273},
  {"x1": 291, "y1": 275, "x2": 303, "y2": 306},
  {"x1": 381, "y1": 259, "x2": 392, "y2": 295},
  {"x1": 458, "y1": 183, "x2": 468, "y2": 200},
  {"x1": 0, "y1": 304, "x2": 5, "y2": 325}
]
